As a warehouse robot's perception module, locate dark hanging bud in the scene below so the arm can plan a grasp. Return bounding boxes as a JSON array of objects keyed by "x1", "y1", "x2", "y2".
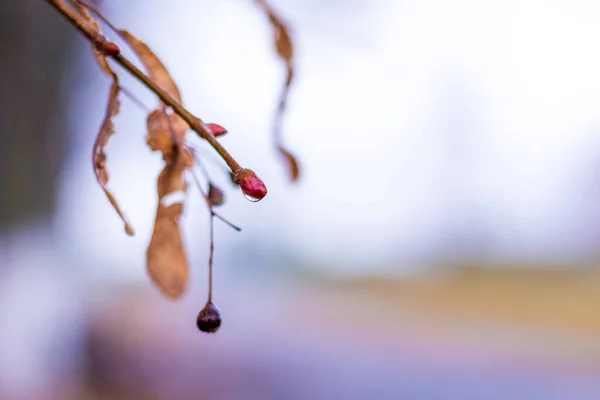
[
  {"x1": 207, "y1": 183, "x2": 225, "y2": 206},
  {"x1": 197, "y1": 302, "x2": 222, "y2": 333},
  {"x1": 233, "y1": 168, "x2": 267, "y2": 202}
]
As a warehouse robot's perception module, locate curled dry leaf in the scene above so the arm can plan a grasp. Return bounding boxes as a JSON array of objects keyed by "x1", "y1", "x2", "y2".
[
  {"x1": 146, "y1": 148, "x2": 194, "y2": 299},
  {"x1": 79, "y1": 4, "x2": 133, "y2": 234},
  {"x1": 119, "y1": 28, "x2": 191, "y2": 160},
  {"x1": 255, "y1": 0, "x2": 294, "y2": 65},
  {"x1": 92, "y1": 81, "x2": 135, "y2": 236},
  {"x1": 278, "y1": 147, "x2": 300, "y2": 181},
  {"x1": 116, "y1": 26, "x2": 196, "y2": 299},
  {"x1": 270, "y1": 14, "x2": 293, "y2": 66},
  {"x1": 118, "y1": 29, "x2": 182, "y2": 105},
  {"x1": 146, "y1": 109, "x2": 189, "y2": 161},
  {"x1": 74, "y1": 3, "x2": 115, "y2": 78},
  {"x1": 255, "y1": 0, "x2": 300, "y2": 182},
  {"x1": 255, "y1": 0, "x2": 294, "y2": 91}
]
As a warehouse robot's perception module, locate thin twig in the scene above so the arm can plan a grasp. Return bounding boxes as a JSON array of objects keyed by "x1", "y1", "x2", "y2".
[
  {"x1": 119, "y1": 85, "x2": 151, "y2": 112},
  {"x1": 212, "y1": 213, "x2": 241, "y2": 231},
  {"x1": 208, "y1": 214, "x2": 214, "y2": 303},
  {"x1": 44, "y1": 0, "x2": 243, "y2": 173},
  {"x1": 189, "y1": 142, "x2": 234, "y2": 177},
  {"x1": 191, "y1": 148, "x2": 211, "y2": 181}
]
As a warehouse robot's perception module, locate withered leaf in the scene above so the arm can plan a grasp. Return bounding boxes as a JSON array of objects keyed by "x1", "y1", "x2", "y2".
[
  {"x1": 128, "y1": 26, "x2": 193, "y2": 299},
  {"x1": 278, "y1": 147, "x2": 300, "y2": 182},
  {"x1": 256, "y1": 0, "x2": 294, "y2": 66},
  {"x1": 74, "y1": 3, "x2": 115, "y2": 78},
  {"x1": 146, "y1": 110, "x2": 189, "y2": 161},
  {"x1": 270, "y1": 14, "x2": 294, "y2": 65},
  {"x1": 146, "y1": 148, "x2": 194, "y2": 299},
  {"x1": 255, "y1": 0, "x2": 300, "y2": 182},
  {"x1": 118, "y1": 30, "x2": 182, "y2": 105},
  {"x1": 93, "y1": 81, "x2": 135, "y2": 236}
]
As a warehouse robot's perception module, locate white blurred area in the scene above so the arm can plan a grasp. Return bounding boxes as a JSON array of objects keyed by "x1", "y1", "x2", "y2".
[
  {"x1": 54, "y1": 0, "x2": 600, "y2": 277},
  {"x1": 4, "y1": 0, "x2": 600, "y2": 398}
]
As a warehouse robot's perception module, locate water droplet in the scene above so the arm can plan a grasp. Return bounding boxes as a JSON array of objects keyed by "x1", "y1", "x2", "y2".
[{"x1": 243, "y1": 191, "x2": 261, "y2": 202}]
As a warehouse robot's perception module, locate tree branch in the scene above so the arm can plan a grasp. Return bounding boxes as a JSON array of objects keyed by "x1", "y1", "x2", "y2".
[{"x1": 43, "y1": 0, "x2": 243, "y2": 173}]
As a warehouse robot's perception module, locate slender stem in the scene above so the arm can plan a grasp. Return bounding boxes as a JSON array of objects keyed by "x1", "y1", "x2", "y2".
[
  {"x1": 119, "y1": 85, "x2": 151, "y2": 112},
  {"x1": 191, "y1": 149, "x2": 211, "y2": 181},
  {"x1": 213, "y1": 213, "x2": 242, "y2": 231},
  {"x1": 44, "y1": 0, "x2": 242, "y2": 173},
  {"x1": 208, "y1": 215, "x2": 214, "y2": 303},
  {"x1": 77, "y1": 0, "x2": 120, "y2": 33},
  {"x1": 190, "y1": 143, "x2": 234, "y2": 178}
]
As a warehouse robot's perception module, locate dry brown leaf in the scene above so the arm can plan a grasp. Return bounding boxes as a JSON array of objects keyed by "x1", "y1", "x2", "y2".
[
  {"x1": 74, "y1": 3, "x2": 115, "y2": 78},
  {"x1": 145, "y1": 110, "x2": 189, "y2": 161},
  {"x1": 120, "y1": 26, "x2": 195, "y2": 299},
  {"x1": 256, "y1": 0, "x2": 294, "y2": 66},
  {"x1": 269, "y1": 14, "x2": 294, "y2": 65},
  {"x1": 278, "y1": 147, "x2": 300, "y2": 182},
  {"x1": 93, "y1": 80, "x2": 135, "y2": 236},
  {"x1": 146, "y1": 148, "x2": 194, "y2": 299},
  {"x1": 118, "y1": 30, "x2": 182, "y2": 105},
  {"x1": 255, "y1": 0, "x2": 300, "y2": 182}
]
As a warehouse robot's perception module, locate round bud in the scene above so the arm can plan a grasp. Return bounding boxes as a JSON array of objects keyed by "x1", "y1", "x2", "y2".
[
  {"x1": 207, "y1": 123, "x2": 228, "y2": 137},
  {"x1": 103, "y1": 42, "x2": 121, "y2": 57},
  {"x1": 208, "y1": 183, "x2": 225, "y2": 206},
  {"x1": 233, "y1": 169, "x2": 267, "y2": 202},
  {"x1": 196, "y1": 302, "x2": 222, "y2": 333}
]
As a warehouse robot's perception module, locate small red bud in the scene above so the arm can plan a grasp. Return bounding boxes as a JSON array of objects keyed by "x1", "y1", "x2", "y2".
[
  {"x1": 103, "y1": 42, "x2": 121, "y2": 57},
  {"x1": 233, "y1": 169, "x2": 267, "y2": 202},
  {"x1": 207, "y1": 183, "x2": 225, "y2": 206},
  {"x1": 197, "y1": 302, "x2": 222, "y2": 333},
  {"x1": 207, "y1": 123, "x2": 228, "y2": 137}
]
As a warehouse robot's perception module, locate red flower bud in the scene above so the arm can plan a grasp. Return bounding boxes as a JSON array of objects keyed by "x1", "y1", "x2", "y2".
[
  {"x1": 103, "y1": 42, "x2": 121, "y2": 57},
  {"x1": 197, "y1": 302, "x2": 222, "y2": 333},
  {"x1": 207, "y1": 183, "x2": 225, "y2": 206},
  {"x1": 207, "y1": 123, "x2": 228, "y2": 137},
  {"x1": 233, "y1": 169, "x2": 267, "y2": 202}
]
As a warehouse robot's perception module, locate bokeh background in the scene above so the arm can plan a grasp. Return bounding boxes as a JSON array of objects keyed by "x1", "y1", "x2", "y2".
[{"x1": 3, "y1": 0, "x2": 600, "y2": 399}]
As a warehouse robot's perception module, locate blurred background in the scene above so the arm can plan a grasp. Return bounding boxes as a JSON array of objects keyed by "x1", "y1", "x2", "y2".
[{"x1": 3, "y1": 0, "x2": 600, "y2": 399}]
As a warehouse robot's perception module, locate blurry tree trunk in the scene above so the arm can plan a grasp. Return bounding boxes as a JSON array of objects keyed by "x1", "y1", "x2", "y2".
[{"x1": 0, "y1": 1, "x2": 75, "y2": 228}]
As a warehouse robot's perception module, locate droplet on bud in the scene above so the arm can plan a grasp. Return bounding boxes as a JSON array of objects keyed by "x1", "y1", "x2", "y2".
[
  {"x1": 207, "y1": 123, "x2": 228, "y2": 137},
  {"x1": 208, "y1": 183, "x2": 225, "y2": 206},
  {"x1": 103, "y1": 42, "x2": 121, "y2": 57},
  {"x1": 197, "y1": 302, "x2": 222, "y2": 333},
  {"x1": 233, "y1": 169, "x2": 267, "y2": 202}
]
